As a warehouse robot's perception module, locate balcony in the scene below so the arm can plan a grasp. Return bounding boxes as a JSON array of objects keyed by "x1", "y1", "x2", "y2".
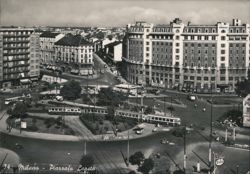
[
  {"x1": 3, "y1": 40, "x2": 29, "y2": 44},
  {"x1": 4, "y1": 69, "x2": 29, "y2": 75},
  {"x1": 3, "y1": 51, "x2": 29, "y2": 56},
  {"x1": 3, "y1": 46, "x2": 29, "y2": 50},
  {"x1": 4, "y1": 57, "x2": 30, "y2": 62},
  {"x1": 4, "y1": 34, "x2": 30, "y2": 38}
]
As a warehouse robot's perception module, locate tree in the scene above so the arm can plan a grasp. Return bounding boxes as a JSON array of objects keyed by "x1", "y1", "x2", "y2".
[
  {"x1": 235, "y1": 77, "x2": 250, "y2": 97},
  {"x1": 138, "y1": 158, "x2": 154, "y2": 174},
  {"x1": 129, "y1": 151, "x2": 145, "y2": 166},
  {"x1": 9, "y1": 102, "x2": 27, "y2": 117},
  {"x1": 218, "y1": 109, "x2": 243, "y2": 126},
  {"x1": 60, "y1": 80, "x2": 81, "y2": 100},
  {"x1": 144, "y1": 106, "x2": 155, "y2": 115},
  {"x1": 167, "y1": 106, "x2": 175, "y2": 112},
  {"x1": 79, "y1": 154, "x2": 94, "y2": 168},
  {"x1": 106, "y1": 106, "x2": 115, "y2": 121}
]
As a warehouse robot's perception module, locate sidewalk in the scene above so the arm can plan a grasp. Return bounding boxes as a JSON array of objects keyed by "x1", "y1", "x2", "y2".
[
  {"x1": 162, "y1": 89, "x2": 238, "y2": 97},
  {"x1": 0, "y1": 110, "x2": 81, "y2": 142},
  {"x1": 0, "y1": 110, "x2": 164, "y2": 142}
]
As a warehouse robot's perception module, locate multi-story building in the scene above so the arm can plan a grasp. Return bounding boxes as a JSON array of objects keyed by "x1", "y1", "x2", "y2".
[
  {"x1": 40, "y1": 31, "x2": 64, "y2": 64},
  {"x1": 0, "y1": 28, "x2": 40, "y2": 88},
  {"x1": 54, "y1": 34, "x2": 93, "y2": 68},
  {"x1": 104, "y1": 41, "x2": 123, "y2": 62},
  {"x1": 242, "y1": 94, "x2": 250, "y2": 127},
  {"x1": 123, "y1": 19, "x2": 250, "y2": 92}
]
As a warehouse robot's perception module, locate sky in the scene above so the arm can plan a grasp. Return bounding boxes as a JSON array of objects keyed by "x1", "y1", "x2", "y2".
[{"x1": 0, "y1": 0, "x2": 249, "y2": 27}]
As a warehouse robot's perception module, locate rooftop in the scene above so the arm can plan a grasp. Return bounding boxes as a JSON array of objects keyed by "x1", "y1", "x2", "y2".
[
  {"x1": 40, "y1": 31, "x2": 61, "y2": 38},
  {"x1": 105, "y1": 41, "x2": 122, "y2": 47},
  {"x1": 55, "y1": 34, "x2": 92, "y2": 47}
]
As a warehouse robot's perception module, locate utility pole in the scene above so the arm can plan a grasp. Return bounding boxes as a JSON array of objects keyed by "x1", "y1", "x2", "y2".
[
  {"x1": 164, "y1": 96, "x2": 166, "y2": 117},
  {"x1": 140, "y1": 93, "x2": 143, "y2": 122},
  {"x1": 208, "y1": 83, "x2": 213, "y2": 174},
  {"x1": 170, "y1": 96, "x2": 173, "y2": 117},
  {"x1": 84, "y1": 141, "x2": 87, "y2": 155},
  {"x1": 225, "y1": 129, "x2": 228, "y2": 142},
  {"x1": 233, "y1": 127, "x2": 236, "y2": 141},
  {"x1": 127, "y1": 130, "x2": 130, "y2": 166},
  {"x1": 183, "y1": 125, "x2": 187, "y2": 173}
]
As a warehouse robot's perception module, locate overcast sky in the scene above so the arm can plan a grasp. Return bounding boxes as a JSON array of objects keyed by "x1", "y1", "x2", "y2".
[{"x1": 0, "y1": 0, "x2": 249, "y2": 27}]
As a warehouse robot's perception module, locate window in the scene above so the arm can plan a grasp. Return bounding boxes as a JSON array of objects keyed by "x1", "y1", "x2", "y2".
[
  {"x1": 176, "y1": 36, "x2": 180, "y2": 40},
  {"x1": 221, "y1": 50, "x2": 225, "y2": 54},
  {"x1": 221, "y1": 44, "x2": 225, "y2": 48},
  {"x1": 221, "y1": 36, "x2": 226, "y2": 40},
  {"x1": 146, "y1": 42, "x2": 149, "y2": 45},
  {"x1": 220, "y1": 77, "x2": 225, "y2": 81},
  {"x1": 176, "y1": 43, "x2": 180, "y2": 46},
  {"x1": 221, "y1": 56, "x2": 225, "y2": 61},
  {"x1": 176, "y1": 49, "x2": 179, "y2": 53}
]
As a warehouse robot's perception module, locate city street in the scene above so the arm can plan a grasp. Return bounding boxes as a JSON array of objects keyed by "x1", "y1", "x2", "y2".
[
  {"x1": 1, "y1": 123, "x2": 249, "y2": 174},
  {"x1": 41, "y1": 53, "x2": 119, "y2": 87}
]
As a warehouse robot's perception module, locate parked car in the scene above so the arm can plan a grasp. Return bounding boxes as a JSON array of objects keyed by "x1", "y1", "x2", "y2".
[
  {"x1": 188, "y1": 95, "x2": 196, "y2": 101},
  {"x1": 160, "y1": 138, "x2": 168, "y2": 144}
]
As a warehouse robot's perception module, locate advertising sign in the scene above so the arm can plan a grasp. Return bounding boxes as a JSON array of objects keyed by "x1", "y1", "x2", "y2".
[{"x1": 21, "y1": 122, "x2": 27, "y2": 129}]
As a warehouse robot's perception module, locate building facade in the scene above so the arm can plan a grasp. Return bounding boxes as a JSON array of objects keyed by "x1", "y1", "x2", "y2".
[
  {"x1": 123, "y1": 19, "x2": 250, "y2": 92},
  {"x1": 0, "y1": 28, "x2": 40, "y2": 88},
  {"x1": 40, "y1": 31, "x2": 64, "y2": 64},
  {"x1": 54, "y1": 34, "x2": 93, "y2": 67},
  {"x1": 242, "y1": 94, "x2": 250, "y2": 127},
  {"x1": 104, "y1": 41, "x2": 122, "y2": 62}
]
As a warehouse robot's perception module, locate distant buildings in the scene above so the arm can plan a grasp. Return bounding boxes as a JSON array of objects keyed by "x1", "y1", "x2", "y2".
[
  {"x1": 104, "y1": 41, "x2": 122, "y2": 62},
  {"x1": 40, "y1": 31, "x2": 64, "y2": 64},
  {"x1": 243, "y1": 94, "x2": 250, "y2": 127},
  {"x1": 123, "y1": 19, "x2": 250, "y2": 92},
  {"x1": 0, "y1": 28, "x2": 40, "y2": 88},
  {"x1": 54, "y1": 34, "x2": 93, "y2": 68}
]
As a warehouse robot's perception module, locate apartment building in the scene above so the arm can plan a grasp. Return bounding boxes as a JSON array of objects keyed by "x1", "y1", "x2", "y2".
[
  {"x1": 123, "y1": 19, "x2": 250, "y2": 92},
  {"x1": 0, "y1": 28, "x2": 40, "y2": 88},
  {"x1": 54, "y1": 34, "x2": 93, "y2": 68},
  {"x1": 40, "y1": 31, "x2": 64, "y2": 64},
  {"x1": 104, "y1": 41, "x2": 122, "y2": 62},
  {"x1": 243, "y1": 94, "x2": 250, "y2": 127}
]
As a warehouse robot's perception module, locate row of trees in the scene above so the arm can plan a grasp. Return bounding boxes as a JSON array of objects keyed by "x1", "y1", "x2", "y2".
[{"x1": 235, "y1": 69, "x2": 250, "y2": 97}]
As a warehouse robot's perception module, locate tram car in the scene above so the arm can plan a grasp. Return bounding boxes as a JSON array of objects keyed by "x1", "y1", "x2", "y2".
[
  {"x1": 115, "y1": 110, "x2": 181, "y2": 126},
  {"x1": 48, "y1": 106, "x2": 81, "y2": 115}
]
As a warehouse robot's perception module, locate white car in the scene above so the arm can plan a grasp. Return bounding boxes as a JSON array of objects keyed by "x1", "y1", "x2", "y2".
[{"x1": 152, "y1": 128, "x2": 158, "y2": 132}]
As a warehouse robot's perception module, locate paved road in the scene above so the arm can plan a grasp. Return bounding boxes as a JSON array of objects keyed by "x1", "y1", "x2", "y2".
[
  {"x1": 42, "y1": 53, "x2": 119, "y2": 87},
  {"x1": 1, "y1": 126, "x2": 249, "y2": 174},
  {"x1": 0, "y1": 90, "x2": 249, "y2": 173}
]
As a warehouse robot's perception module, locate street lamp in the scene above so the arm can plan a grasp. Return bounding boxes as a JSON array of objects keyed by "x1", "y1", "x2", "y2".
[{"x1": 236, "y1": 165, "x2": 239, "y2": 174}]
